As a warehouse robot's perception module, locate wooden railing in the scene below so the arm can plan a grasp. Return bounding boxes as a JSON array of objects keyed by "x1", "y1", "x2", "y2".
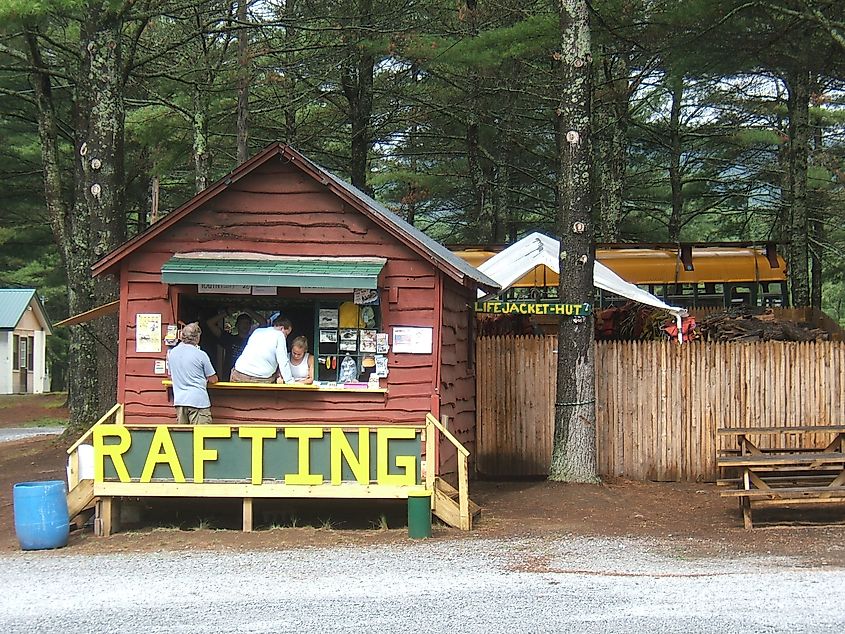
[
  {"x1": 66, "y1": 403, "x2": 124, "y2": 490},
  {"x1": 426, "y1": 413, "x2": 472, "y2": 530}
]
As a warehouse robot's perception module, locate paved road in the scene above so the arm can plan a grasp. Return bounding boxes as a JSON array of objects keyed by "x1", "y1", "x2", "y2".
[
  {"x1": 1, "y1": 536, "x2": 843, "y2": 633},
  {"x1": 0, "y1": 427, "x2": 63, "y2": 443}
]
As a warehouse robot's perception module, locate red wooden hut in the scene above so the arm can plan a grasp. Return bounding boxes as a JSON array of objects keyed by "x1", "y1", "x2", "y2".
[{"x1": 71, "y1": 144, "x2": 495, "y2": 532}]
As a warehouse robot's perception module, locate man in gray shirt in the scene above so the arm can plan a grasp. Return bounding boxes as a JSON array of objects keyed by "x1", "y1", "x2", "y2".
[{"x1": 167, "y1": 322, "x2": 219, "y2": 424}]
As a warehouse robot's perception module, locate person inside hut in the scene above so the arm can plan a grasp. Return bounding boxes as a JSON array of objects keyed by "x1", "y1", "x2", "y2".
[
  {"x1": 205, "y1": 308, "x2": 262, "y2": 380},
  {"x1": 166, "y1": 322, "x2": 219, "y2": 424},
  {"x1": 230, "y1": 315, "x2": 295, "y2": 384},
  {"x1": 288, "y1": 336, "x2": 315, "y2": 384}
]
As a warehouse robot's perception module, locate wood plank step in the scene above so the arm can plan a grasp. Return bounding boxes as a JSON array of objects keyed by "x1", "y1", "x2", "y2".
[
  {"x1": 721, "y1": 486, "x2": 845, "y2": 499},
  {"x1": 717, "y1": 453, "x2": 845, "y2": 467},
  {"x1": 67, "y1": 479, "x2": 96, "y2": 520},
  {"x1": 717, "y1": 426, "x2": 845, "y2": 435},
  {"x1": 718, "y1": 474, "x2": 839, "y2": 487},
  {"x1": 435, "y1": 478, "x2": 480, "y2": 516}
]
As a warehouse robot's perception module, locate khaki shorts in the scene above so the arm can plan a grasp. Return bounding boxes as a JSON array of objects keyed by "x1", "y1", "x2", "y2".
[
  {"x1": 175, "y1": 406, "x2": 213, "y2": 425},
  {"x1": 230, "y1": 368, "x2": 277, "y2": 383}
]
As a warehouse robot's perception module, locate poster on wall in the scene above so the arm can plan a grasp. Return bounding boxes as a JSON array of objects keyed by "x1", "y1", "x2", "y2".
[
  {"x1": 319, "y1": 309, "x2": 339, "y2": 328},
  {"x1": 353, "y1": 289, "x2": 380, "y2": 305},
  {"x1": 164, "y1": 324, "x2": 179, "y2": 347},
  {"x1": 319, "y1": 330, "x2": 338, "y2": 344},
  {"x1": 198, "y1": 284, "x2": 251, "y2": 294},
  {"x1": 136, "y1": 314, "x2": 162, "y2": 353},
  {"x1": 375, "y1": 355, "x2": 389, "y2": 377},
  {"x1": 392, "y1": 327, "x2": 432, "y2": 354},
  {"x1": 376, "y1": 333, "x2": 389, "y2": 354},
  {"x1": 339, "y1": 329, "x2": 358, "y2": 352},
  {"x1": 359, "y1": 330, "x2": 377, "y2": 353}
]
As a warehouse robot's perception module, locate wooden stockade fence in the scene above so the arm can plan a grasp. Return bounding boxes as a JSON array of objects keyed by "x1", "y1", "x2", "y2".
[{"x1": 475, "y1": 336, "x2": 845, "y2": 482}]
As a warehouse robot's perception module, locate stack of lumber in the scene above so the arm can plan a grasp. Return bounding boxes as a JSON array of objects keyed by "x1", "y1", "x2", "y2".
[{"x1": 697, "y1": 307, "x2": 829, "y2": 342}]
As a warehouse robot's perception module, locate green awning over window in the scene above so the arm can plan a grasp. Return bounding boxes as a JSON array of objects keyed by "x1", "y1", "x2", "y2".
[{"x1": 161, "y1": 255, "x2": 386, "y2": 289}]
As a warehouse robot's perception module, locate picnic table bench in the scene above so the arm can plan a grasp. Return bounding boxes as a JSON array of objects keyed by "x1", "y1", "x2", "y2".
[{"x1": 716, "y1": 425, "x2": 845, "y2": 529}]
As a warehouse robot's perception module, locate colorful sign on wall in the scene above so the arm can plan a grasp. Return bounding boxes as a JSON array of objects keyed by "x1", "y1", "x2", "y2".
[{"x1": 473, "y1": 301, "x2": 592, "y2": 316}]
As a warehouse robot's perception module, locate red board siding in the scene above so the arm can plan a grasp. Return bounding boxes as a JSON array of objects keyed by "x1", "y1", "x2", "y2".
[
  {"x1": 438, "y1": 279, "x2": 477, "y2": 475},
  {"x1": 119, "y1": 160, "x2": 447, "y2": 427}
]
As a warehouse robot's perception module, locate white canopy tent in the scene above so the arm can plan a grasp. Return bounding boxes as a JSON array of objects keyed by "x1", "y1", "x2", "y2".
[{"x1": 476, "y1": 232, "x2": 687, "y2": 340}]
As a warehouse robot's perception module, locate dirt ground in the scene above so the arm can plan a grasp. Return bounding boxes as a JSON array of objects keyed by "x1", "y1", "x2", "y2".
[
  {"x1": 3, "y1": 433, "x2": 845, "y2": 564},
  {"x1": 3, "y1": 394, "x2": 844, "y2": 562},
  {"x1": 0, "y1": 394, "x2": 68, "y2": 428}
]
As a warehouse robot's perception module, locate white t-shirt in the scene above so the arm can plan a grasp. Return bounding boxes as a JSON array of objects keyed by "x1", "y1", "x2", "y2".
[
  {"x1": 233, "y1": 327, "x2": 294, "y2": 383},
  {"x1": 289, "y1": 352, "x2": 311, "y2": 381}
]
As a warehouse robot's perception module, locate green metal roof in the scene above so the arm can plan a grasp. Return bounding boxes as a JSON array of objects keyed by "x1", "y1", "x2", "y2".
[
  {"x1": 0, "y1": 289, "x2": 37, "y2": 329},
  {"x1": 161, "y1": 257, "x2": 386, "y2": 289}
]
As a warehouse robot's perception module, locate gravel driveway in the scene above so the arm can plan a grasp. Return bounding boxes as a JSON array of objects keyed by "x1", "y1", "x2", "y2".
[
  {"x1": 0, "y1": 427, "x2": 63, "y2": 444},
  {"x1": 1, "y1": 535, "x2": 843, "y2": 633}
]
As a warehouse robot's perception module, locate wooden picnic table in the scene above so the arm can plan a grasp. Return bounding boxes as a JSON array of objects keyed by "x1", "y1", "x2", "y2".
[{"x1": 716, "y1": 426, "x2": 845, "y2": 529}]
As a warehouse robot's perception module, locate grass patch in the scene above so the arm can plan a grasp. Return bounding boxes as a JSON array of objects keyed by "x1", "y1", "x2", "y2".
[
  {"x1": 190, "y1": 518, "x2": 215, "y2": 531},
  {"x1": 0, "y1": 393, "x2": 67, "y2": 409},
  {"x1": 22, "y1": 417, "x2": 67, "y2": 428},
  {"x1": 370, "y1": 514, "x2": 390, "y2": 531}
]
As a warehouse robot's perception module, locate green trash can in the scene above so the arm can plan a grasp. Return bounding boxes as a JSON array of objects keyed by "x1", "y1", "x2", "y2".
[{"x1": 407, "y1": 489, "x2": 432, "y2": 539}]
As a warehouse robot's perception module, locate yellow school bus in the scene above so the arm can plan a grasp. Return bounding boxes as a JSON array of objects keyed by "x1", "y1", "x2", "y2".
[{"x1": 453, "y1": 242, "x2": 788, "y2": 309}]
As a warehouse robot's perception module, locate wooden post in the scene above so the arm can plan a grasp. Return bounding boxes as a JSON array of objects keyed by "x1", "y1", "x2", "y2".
[
  {"x1": 68, "y1": 449, "x2": 80, "y2": 491},
  {"x1": 243, "y1": 497, "x2": 253, "y2": 532},
  {"x1": 426, "y1": 419, "x2": 436, "y2": 490},
  {"x1": 742, "y1": 469, "x2": 753, "y2": 529},
  {"x1": 458, "y1": 453, "x2": 470, "y2": 530},
  {"x1": 95, "y1": 497, "x2": 121, "y2": 537}
]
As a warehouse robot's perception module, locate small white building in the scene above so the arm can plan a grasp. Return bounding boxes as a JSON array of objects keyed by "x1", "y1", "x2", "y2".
[{"x1": 0, "y1": 289, "x2": 52, "y2": 394}]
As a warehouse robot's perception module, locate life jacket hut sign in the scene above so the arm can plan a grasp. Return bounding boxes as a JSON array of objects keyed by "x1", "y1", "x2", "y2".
[
  {"x1": 92, "y1": 424, "x2": 421, "y2": 487},
  {"x1": 473, "y1": 301, "x2": 592, "y2": 316}
]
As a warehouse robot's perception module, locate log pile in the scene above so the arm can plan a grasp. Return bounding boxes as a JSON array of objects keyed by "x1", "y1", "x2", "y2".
[
  {"x1": 595, "y1": 302, "x2": 672, "y2": 341},
  {"x1": 697, "y1": 307, "x2": 829, "y2": 342}
]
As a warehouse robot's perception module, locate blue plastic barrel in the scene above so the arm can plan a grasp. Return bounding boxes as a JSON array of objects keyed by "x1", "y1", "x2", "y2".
[{"x1": 13, "y1": 480, "x2": 69, "y2": 550}]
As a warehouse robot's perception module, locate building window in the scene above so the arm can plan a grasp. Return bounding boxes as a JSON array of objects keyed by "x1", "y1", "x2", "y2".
[
  {"x1": 18, "y1": 336, "x2": 27, "y2": 370},
  {"x1": 177, "y1": 293, "x2": 382, "y2": 385},
  {"x1": 12, "y1": 335, "x2": 19, "y2": 370}
]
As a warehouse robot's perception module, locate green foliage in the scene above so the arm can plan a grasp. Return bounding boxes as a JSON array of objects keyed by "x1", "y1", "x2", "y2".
[{"x1": 0, "y1": 0, "x2": 844, "y2": 356}]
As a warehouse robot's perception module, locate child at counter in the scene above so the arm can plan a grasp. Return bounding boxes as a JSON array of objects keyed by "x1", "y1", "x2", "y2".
[{"x1": 289, "y1": 336, "x2": 314, "y2": 384}]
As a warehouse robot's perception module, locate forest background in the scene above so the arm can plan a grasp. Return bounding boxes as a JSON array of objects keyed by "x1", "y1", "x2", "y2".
[{"x1": 0, "y1": 0, "x2": 842, "y2": 433}]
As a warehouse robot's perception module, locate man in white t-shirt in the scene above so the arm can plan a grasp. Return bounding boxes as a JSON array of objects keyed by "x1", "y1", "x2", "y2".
[
  {"x1": 167, "y1": 322, "x2": 219, "y2": 424},
  {"x1": 230, "y1": 316, "x2": 294, "y2": 384}
]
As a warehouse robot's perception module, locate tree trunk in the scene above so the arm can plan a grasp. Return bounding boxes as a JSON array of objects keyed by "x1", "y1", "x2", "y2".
[
  {"x1": 811, "y1": 124, "x2": 823, "y2": 309},
  {"x1": 466, "y1": 118, "x2": 493, "y2": 240},
  {"x1": 236, "y1": 0, "x2": 250, "y2": 164},
  {"x1": 811, "y1": 218, "x2": 822, "y2": 308},
  {"x1": 283, "y1": 0, "x2": 298, "y2": 143},
  {"x1": 593, "y1": 44, "x2": 629, "y2": 242},
  {"x1": 667, "y1": 74, "x2": 684, "y2": 243},
  {"x1": 193, "y1": 87, "x2": 210, "y2": 192},
  {"x1": 786, "y1": 70, "x2": 811, "y2": 307},
  {"x1": 340, "y1": 0, "x2": 375, "y2": 191},
  {"x1": 74, "y1": 8, "x2": 126, "y2": 429},
  {"x1": 29, "y1": 6, "x2": 129, "y2": 434},
  {"x1": 549, "y1": 0, "x2": 598, "y2": 484}
]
